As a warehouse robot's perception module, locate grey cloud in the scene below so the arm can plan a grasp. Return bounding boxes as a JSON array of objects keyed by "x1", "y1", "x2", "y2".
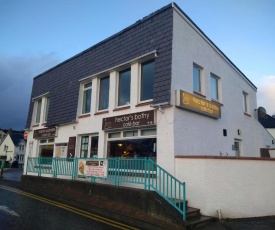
[{"x1": 0, "y1": 54, "x2": 60, "y2": 130}]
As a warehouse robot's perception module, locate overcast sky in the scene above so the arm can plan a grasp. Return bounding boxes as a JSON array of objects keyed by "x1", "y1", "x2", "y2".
[{"x1": 0, "y1": 0, "x2": 274, "y2": 130}]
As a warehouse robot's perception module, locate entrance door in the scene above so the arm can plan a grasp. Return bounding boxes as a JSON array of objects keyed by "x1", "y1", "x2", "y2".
[
  {"x1": 234, "y1": 141, "x2": 241, "y2": 157},
  {"x1": 90, "y1": 136, "x2": 98, "y2": 157}
]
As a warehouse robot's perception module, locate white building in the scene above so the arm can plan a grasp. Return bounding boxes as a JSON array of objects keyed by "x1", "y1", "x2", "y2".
[
  {"x1": 24, "y1": 3, "x2": 275, "y2": 218},
  {"x1": 0, "y1": 132, "x2": 26, "y2": 166}
]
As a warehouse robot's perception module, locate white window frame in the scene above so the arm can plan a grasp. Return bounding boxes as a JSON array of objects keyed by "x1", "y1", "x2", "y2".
[
  {"x1": 243, "y1": 91, "x2": 249, "y2": 114},
  {"x1": 81, "y1": 82, "x2": 92, "y2": 115},
  {"x1": 193, "y1": 64, "x2": 203, "y2": 94},
  {"x1": 98, "y1": 76, "x2": 110, "y2": 111},
  {"x1": 79, "y1": 134, "x2": 99, "y2": 158},
  {"x1": 32, "y1": 94, "x2": 50, "y2": 125},
  {"x1": 43, "y1": 97, "x2": 50, "y2": 123},
  {"x1": 210, "y1": 74, "x2": 221, "y2": 102},
  {"x1": 35, "y1": 98, "x2": 42, "y2": 124},
  {"x1": 38, "y1": 138, "x2": 55, "y2": 158}
]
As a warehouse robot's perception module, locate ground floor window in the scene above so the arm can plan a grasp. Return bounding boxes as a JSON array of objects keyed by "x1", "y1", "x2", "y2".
[
  {"x1": 39, "y1": 138, "x2": 54, "y2": 157},
  {"x1": 108, "y1": 138, "x2": 156, "y2": 158},
  {"x1": 107, "y1": 128, "x2": 156, "y2": 158},
  {"x1": 80, "y1": 135, "x2": 99, "y2": 158}
]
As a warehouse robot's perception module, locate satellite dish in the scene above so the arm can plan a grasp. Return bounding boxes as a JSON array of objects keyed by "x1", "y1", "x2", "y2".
[{"x1": 258, "y1": 107, "x2": 266, "y2": 118}]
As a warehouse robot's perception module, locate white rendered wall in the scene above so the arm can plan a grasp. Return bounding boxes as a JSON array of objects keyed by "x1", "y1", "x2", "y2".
[
  {"x1": 175, "y1": 157, "x2": 275, "y2": 218},
  {"x1": 267, "y1": 128, "x2": 275, "y2": 139},
  {"x1": 171, "y1": 9, "x2": 275, "y2": 157}
]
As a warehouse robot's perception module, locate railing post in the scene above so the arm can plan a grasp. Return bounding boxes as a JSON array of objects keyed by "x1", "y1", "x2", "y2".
[
  {"x1": 183, "y1": 182, "x2": 186, "y2": 221},
  {"x1": 53, "y1": 158, "x2": 57, "y2": 178},
  {"x1": 38, "y1": 157, "x2": 41, "y2": 177}
]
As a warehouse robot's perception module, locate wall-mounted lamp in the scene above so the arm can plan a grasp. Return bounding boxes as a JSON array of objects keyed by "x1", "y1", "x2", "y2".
[{"x1": 238, "y1": 129, "x2": 241, "y2": 135}]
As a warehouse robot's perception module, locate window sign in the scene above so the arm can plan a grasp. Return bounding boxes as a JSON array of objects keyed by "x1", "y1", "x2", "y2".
[{"x1": 54, "y1": 143, "x2": 68, "y2": 158}]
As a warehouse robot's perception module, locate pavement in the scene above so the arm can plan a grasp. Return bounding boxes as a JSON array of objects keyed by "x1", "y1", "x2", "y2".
[{"x1": 1, "y1": 168, "x2": 275, "y2": 230}]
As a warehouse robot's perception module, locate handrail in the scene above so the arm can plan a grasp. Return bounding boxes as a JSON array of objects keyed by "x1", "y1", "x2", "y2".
[{"x1": 26, "y1": 157, "x2": 186, "y2": 220}]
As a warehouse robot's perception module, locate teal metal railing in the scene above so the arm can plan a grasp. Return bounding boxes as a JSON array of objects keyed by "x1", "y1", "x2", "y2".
[{"x1": 26, "y1": 157, "x2": 186, "y2": 220}]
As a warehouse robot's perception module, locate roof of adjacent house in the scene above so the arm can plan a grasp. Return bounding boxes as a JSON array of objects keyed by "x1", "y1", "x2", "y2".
[
  {"x1": 10, "y1": 133, "x2": 25, "y2": 146},
  {"x1": 258, "y1": 114, "x2": 275, "y2": 128}
]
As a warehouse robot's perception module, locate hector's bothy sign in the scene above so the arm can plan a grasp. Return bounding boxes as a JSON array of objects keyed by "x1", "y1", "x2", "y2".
[
  {"x1": 176, "y1": 90, "x2": 221, "y2": 119},
  {"x1": 102, "y1": 110, "x2": 155, "y2": 130}
]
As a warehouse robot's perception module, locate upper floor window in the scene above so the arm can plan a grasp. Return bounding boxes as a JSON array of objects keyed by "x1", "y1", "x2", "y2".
[
  {"x1": 210, "y1": 74, "x2": 219, "y2": 101},
  {"x1": 118, "y1": 68, "x2": 131, "y2": 106},
  {"x1": 140, "y1": 60, "x2": 154, "y2": 102},
  {"x1": 44, "y1": 97, "x2": 50, "y2": 123},
  {"x1": 82, "y1": 82, "x2": 92, "y2": 114},
  {"x1": 35, "y1": 99, "x2": 42, "y2": 124},
  {"x1": 193, "y1": 64, "x2": 202, "y2": 93},
  {"x1": 98, "y1": 76, "x2": 110, "y2": 111},
  {"x1": 243, "y1": 92, "x2": 249, "y2": 113}
]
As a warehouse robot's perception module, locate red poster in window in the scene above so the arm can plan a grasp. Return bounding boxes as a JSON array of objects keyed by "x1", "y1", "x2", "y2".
[{"x1": 67, "y1": 136, "x2": 76, "y2": 158}]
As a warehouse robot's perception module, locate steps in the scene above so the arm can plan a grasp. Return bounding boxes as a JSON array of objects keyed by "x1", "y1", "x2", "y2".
[{"x1": 173, "y1": 200, "x2": 216, "y2": 229}]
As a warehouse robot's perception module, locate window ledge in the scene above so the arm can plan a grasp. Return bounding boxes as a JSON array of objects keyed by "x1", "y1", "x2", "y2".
[
  {"x1": 94, "y1": 110, "x2": 109, "y2": 115},
  {"x1": 113, "y1": 106, "x2": 130, "y2": 112},
  {"x1": 136, "y1": 101, "x2": 153, "y2": 107},
  {"x1": 244, "y1": 112, "x2": 251, "y2": 117},
  {"x1": 79, "y1": 114, "x2": 91, "y2": 118},
  {"x1": 32, "y1": 124, "x2": 39, "y2": 127},
  {"x1": 211, "y1": 99, "x2": 223, "y2": 106},
  {"x1": 193, "y1": 91, "x2": 206, "y2": 98}
]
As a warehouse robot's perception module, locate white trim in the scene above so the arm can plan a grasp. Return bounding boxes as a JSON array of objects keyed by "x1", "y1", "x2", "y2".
[
  {"x1": 32, "y1": 92, "x2": 50, "y2": 102},
  {"x1": 78, "y1": 50, "x2": 157, "y2": 82}
]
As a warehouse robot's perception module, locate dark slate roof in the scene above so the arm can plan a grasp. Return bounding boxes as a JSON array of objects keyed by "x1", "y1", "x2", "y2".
[
  {"x1": 258, "y1": 114, "x2": 275, "y2": 128},
  {"x1": 25, "y1": 2, "x2": 257, "y2": 129},
  {"x1": 26, "y1": 3, "x2": 174, "y2": 128},
  {"x1": 10, "y1": 133, "x2": 24, "y2": 146}
]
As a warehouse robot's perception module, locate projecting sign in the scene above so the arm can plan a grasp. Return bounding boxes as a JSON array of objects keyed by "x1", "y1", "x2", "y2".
[
  {"x1": 102, "y1": 110, "x2": 155, "y2": 130},
  {"x1": 176, "y1": 90, "x2": 221, "y2": 119}
]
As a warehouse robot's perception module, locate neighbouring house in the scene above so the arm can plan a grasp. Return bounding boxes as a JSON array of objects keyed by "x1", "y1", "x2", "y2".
[
  {"x1": 258, "y1": 113, "x2": 275, "y2": 157},
  {"x1": 0, "y1": 130, "x2": 26, "y2": 166},
  {"x1": 0, "y1": 129, "x2": 7, "y2": 144},
  {"x1": 23, "y1": 3, "x2": 275, "y2": 219}
]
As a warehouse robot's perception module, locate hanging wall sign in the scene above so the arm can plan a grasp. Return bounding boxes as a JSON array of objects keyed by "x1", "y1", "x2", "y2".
[
  {"x1": 33, "y1": 127, "x2": 57, "y2": 139},
  {"x1": 78, "y1": 160, "x2": 108, "y2": 178},
  {"x1": 102, "y1": 110, "x2": 155, "y2": 130},
  {"x1": 67, "y1": 136, "x2": 76, "y2": 158},
  {"x1": 176, "y1": 90, "x2": 221, "y2": 119}
]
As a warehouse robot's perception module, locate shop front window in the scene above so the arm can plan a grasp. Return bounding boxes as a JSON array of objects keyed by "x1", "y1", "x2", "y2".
[
  {"x1": 39, "y1": 138, "x2": 54, "y2": 158},
  {"x1": 108, "y1": 138, "x2": 156, "y2": 158}
]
